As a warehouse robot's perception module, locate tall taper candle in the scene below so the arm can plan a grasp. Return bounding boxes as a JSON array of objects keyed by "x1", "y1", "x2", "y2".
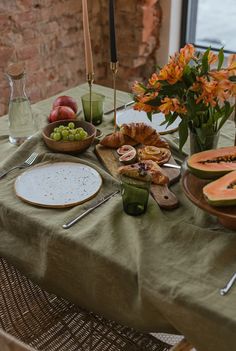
[
  {"x1": 109, "y1": 0, "x2": 117, "y2": 63},
  {"x1": 82, "y1": 0, "x2": 94, "y2": 75}
]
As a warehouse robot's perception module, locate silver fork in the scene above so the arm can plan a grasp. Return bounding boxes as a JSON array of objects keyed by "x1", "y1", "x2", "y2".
[{"x1": 0, "y1": 152, "x2": 38, "y2": 179}]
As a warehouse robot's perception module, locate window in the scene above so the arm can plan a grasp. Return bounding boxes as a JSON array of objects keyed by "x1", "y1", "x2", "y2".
[{"x1": 181, "y1": 0, "x2": 236, "y2": 53}]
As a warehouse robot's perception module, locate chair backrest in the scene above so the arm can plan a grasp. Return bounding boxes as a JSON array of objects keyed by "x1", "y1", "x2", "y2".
[{"x1": 0, "y1": 256, "x2": 195, "y2": 351}]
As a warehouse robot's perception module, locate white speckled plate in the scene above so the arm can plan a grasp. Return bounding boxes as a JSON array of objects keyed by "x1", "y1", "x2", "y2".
[
  {"x1": 116, "y1": 109, "x2": 181, "y2": 134},
  {"x1": 15, "y1": 162, "x2": 102, "y2": 208}
]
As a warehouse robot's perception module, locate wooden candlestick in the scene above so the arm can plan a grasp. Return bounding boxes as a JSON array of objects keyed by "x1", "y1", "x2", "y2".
[
  {"x1": 82, "y1": 0, "x2": 94, "y2": 76},
  {"x1": 110, "y1": 61, "x2": 119, "y2": 131},
  {"x1": 87, "y1": 72, "x2": 94, "y2": 124}
]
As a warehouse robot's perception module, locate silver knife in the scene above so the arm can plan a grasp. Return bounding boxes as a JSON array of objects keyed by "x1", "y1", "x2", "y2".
[
  {"x1": 104, "y1": 101, "x2": 134, "y2": 115},
  {"x1": 162, "y1": 163, "x2": 181, "y2": 169},
  {"x1": 220, "y1": 273, "x2": 236, "y2": 296},
  {"x1": 62, "y1": 190, "x2": 120, "y2": 229}
]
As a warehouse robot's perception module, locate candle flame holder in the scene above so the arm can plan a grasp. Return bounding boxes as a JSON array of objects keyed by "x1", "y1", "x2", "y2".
[
  {"x1": 110, "y1": 61, "x2": 119, "y2": 131},
  {"x1": 86, "y1": 72, "x2": 95, "y2": 124}
]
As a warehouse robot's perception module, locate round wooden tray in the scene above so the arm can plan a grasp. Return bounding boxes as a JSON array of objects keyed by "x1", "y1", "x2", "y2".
[{"x1": 182, "y1": 171, "x2": 236, "y2": 231}]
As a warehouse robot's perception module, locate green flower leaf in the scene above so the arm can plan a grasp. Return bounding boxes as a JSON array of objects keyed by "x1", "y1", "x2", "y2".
[
  {"x1": 201, "y1": 47, "x2": 210, "y2": 75},
  {"x1": 159, "y1": 112, "x2": 177, "y2": 126},
  {"x1": 217, "y1": 48, "x2": 224, "y2": 70},
  {"x1": 147, "y1": 112, "x2": 153, "y2": 121},
  {"x1": 178, "y1": 118, "x2": 188, "y2": 152},
  {"x1": 155, "y1": 64, "x2": 162, "y2": 71},
  {"x1": 217, "y1": 102, "x2": 234, "y2": 131}
]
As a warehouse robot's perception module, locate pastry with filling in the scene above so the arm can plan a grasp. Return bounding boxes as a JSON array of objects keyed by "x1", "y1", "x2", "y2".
[
  {"x1": 118, "y1": 160, "x2": 169, "y2": 185},
  {"x1": 138, "y1": 146, "x2": 171, "y2": 165}
]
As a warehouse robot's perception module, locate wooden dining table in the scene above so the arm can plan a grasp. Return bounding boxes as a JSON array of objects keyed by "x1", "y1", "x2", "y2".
[{"x1": 0, "y1": 83, "x2": 235, "y2": 351}]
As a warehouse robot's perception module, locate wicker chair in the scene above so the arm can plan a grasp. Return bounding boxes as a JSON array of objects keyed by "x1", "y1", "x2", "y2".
[{"x1": 0, "y1": 257, "x2": 194, "y2": 351}]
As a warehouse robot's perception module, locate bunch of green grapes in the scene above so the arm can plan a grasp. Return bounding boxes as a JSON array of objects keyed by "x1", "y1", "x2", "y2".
[{"x1": 50, "y1": 122, "x2": 88, "y2": 141}]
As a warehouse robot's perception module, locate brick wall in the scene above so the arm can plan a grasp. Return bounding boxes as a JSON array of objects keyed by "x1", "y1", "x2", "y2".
[{"x1": 0, "y1": 0, "x2": 161, "y2": 116}]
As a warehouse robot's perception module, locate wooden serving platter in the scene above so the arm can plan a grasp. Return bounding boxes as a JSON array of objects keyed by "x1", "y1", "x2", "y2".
[{"x1": 95, "y1": 144, "x2": 181, "y2": 210}]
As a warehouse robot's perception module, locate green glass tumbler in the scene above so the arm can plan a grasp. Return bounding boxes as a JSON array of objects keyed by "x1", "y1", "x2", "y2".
[
  {"x1": 81, "y1": 92, "x2": 105, "y2": 126},
  {"x1": 120, "y1": 174, "x2": 151, "y2": 216}
]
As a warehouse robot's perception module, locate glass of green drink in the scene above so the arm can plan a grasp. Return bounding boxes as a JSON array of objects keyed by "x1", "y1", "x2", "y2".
[
  {"x1": 120, "y1": 174, "x2": 151, "y2": 216},
  {"x1": 81, "y1": 92, "x2": 105, "y2": 126}
]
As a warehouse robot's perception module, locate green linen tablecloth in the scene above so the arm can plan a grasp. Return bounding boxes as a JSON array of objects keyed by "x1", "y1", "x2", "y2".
[{"x1": 0, "y1": 84, "x2": 236, "y2": 351}]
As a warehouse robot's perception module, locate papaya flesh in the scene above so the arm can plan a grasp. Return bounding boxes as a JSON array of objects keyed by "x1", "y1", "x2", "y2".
[
  {"x1": 203, "y1": 170, "x2": 236, "y2": 206},
  {"x1": 187, "y1": 146, "x2": 236, "y2": 179}
]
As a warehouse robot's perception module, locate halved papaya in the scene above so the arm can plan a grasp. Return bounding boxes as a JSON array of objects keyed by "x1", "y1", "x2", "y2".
[
  {"x1": 187, "y1": 146, "x2": 236, "y2": 179},
  {"x1": 203, "y1": 170, "x2": 236, "y2": 206}
]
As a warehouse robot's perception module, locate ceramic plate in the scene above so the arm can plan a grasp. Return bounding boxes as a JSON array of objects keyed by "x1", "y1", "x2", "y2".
[
  {"x1": 15, "y1": 162, "x2": 102, "y2": 208},
  {"x1": 116, "y1": 109, "x2": 181, "y2": 134}
]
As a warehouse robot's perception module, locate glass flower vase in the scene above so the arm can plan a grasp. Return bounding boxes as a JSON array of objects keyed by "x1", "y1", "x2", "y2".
[{"x1": 189, "y1": 129, "x2": 219, "y2": 155}]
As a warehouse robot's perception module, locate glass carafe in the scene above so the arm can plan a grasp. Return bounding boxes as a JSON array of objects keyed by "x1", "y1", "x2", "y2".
[{"x1": 6, "y1": 63, "x2": 36, "y2": 145}]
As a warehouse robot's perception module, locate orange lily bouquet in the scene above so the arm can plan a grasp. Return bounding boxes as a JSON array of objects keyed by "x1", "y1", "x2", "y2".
[{"x1": 132, "y1": 44, "x2": 236, "y2": 150}]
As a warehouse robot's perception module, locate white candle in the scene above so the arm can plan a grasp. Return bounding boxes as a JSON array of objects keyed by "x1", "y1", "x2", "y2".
[{"x1": 82, "y1": 0, "x2": 94, "y2": 75}]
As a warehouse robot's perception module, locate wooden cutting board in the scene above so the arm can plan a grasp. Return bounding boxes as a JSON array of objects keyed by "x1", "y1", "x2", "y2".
[{"x1": 95, "y1": 144, "x2": 181, "y2": 209}]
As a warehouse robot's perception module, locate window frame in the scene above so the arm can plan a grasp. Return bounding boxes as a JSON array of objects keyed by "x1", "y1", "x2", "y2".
[{"x1": 181, "y1": 0, "x2": 236, "y2": 54}]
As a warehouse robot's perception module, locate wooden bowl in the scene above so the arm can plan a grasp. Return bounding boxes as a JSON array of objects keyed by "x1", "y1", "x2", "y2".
[
  {"x1": 182, "y1": 170, "x2": 236, "y2": 231},
  {"x1": 42, "y1": 119, "x2": 96, "y2": 153}
]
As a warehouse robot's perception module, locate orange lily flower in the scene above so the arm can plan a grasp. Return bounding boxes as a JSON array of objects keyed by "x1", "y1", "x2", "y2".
[
  {"x1": 148, "y1": 73, "x2": 161, "y2": 89},
  {"x1": 159, "y1": 97, "x2": 187, "y2": 115},
  {"x1": 158, "y1": 63, "x2": 184, "y2": 85},
  {"x1": 192, "y1": 77, "x2": 217, "y2": 106},
  {"x1": 133, "y1": 102, "x2": 159, "y2": 113},
  {"x1": 132, "y1": 44, "x2": 235, "y2": 143},
  {"x1": 179, "y1": 44, "x2": 195, "y2": 65},
  {"x1": 228, "y1": 54, "x2": 236, "y2": 67},
  {"x1": 209, "y1": 70, "x2": 229, "y2": 80},
  {"x1": 226, "y1": 54, "x2": 236, "y2": 76},
  {"x1": 132, "y1": 81, "x2": 146, "y2": 95},
  {"x1": 139, "y1": 92, "x2": 158, "y2": 103},
  {"x1": 208, "y1": 52, "x2": 218, "y2": 65}
]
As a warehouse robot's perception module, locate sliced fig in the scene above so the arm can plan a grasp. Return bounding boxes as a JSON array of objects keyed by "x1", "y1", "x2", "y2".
[
  {"x1": 117, "y1": 145, "x2": 135, "y2": 156},
  {"x1": 119, "y1": 149, "x2": 137, "y2": 164}
]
